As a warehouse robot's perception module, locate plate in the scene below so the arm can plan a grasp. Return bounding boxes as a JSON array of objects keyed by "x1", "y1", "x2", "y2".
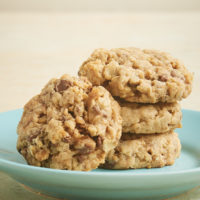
[{"x1": 0, "y1": 109, "x2": 200, "y2": 200}]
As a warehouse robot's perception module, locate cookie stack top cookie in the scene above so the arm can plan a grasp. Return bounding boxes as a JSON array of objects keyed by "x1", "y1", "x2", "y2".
[
  {"x1": 78, "y1": 47, "x2": 193, "y2": 103},
  {"x1": 78, "y1": 47, "x2": 192, "y2": 170}
]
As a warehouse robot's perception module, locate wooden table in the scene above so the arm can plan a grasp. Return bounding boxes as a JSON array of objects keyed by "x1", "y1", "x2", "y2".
[{"x1": 0, "y1": 12, "x2": 200, "y2": 199}]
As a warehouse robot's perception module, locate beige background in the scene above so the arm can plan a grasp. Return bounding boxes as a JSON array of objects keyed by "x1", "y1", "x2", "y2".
[
  {"x1": 0, "y1": 1, "x2": 200, "y2": 199},
  {"x1": 0, "y1": 0, "x2": 200, "y2": 12},
  {"x1": 0, "y1": 11, "x2": 200, "y2": 112}
]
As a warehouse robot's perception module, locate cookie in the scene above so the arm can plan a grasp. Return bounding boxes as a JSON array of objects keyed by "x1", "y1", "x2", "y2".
[
  {"x1": 101, "y1": 132, "x2": 181, "y2": 169},
  {"x1": 119, "y1": 100, "x2": 182, "y2": 134},
  {"x1": 17, "y1": 74, "x2": 122, "y2": 171},
  {"x1": 78, "y1": 47, "x2": 193, "y2": 103}
]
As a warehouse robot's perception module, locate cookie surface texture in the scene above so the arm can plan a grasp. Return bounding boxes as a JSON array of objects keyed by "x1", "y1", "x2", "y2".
[
  {"x1": 17, "y1": 74, "x2": 122, "y2": 171},
  {"x1": 119, "y1": 100, "x2": 182, "y2": 134},
  {"x1": 78, "y1": 48, "x2": 193, "y2": 103},
  {"x1": 102, "y1": 132, "x2": 181, "y2": 169}
]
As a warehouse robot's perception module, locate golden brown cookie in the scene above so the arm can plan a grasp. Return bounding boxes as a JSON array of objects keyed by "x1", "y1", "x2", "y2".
[
  {"x1": 119, "y1": 100, "x2": 182, "y2": 134},
  {"x1": 78, "y1": 47, "x2": 193, "y2": 103},
  {"x1": 17, "y1": 74, "x2": 122, "y2": 171},
  {"x1": 101, "y1": 132, "x2": 181, "y2": 169}
]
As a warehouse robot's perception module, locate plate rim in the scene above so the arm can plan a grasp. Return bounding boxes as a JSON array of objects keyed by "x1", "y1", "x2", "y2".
[{"x1": 1, "y1": 155, "x2": 200, "y2": 177}]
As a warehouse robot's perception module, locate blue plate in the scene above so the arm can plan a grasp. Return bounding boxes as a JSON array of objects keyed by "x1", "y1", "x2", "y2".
[{"x1": 0, "y1": 109, "x2": 200, "y2": 200}]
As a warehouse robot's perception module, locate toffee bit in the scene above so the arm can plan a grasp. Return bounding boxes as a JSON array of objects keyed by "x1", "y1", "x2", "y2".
[{"x1": 56, "y1": 80, "x2": 72, "y2": 92}]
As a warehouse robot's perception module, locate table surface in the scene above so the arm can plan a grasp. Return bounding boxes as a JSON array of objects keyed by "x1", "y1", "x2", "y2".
[{"x1": 0, "y1": 12, "x2": 200, "y2": 200}]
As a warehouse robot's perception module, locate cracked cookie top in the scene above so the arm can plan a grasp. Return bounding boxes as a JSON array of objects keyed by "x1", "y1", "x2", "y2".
[
  {"x1": 17, "y1": 74, "x2": 122, "y2": 171},
  {"x1": 78, "y1": 47, "x2": 193, "y2": 103}
]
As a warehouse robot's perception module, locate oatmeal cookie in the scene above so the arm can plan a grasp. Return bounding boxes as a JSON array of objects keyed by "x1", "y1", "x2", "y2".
[
  {"x1": 101, "y1": 132, "x2": 181, "y2": 169},
  {"x1": 78, "y1": 48, "x2": 193, "y2": 103},
  {"x1": 17, "y1": 74, "x2": 122, "y2": 171},
  {"x1": 119, "y1": 100, "x2": 182, "y2": 134}
]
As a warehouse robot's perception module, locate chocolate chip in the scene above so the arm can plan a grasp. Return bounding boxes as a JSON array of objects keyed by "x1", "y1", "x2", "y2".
[
  {"x1": 133, "y1": 89, "x2": 142, "y2": 98},
  {"x1": 115, "y1": 149, "x2": 120, "y2": 155},
  {"x1": 76, "y1": 155, "x2": 85, "y2": 163},
  {"x1": 69, "y1": 144, "x2": 75, "y2": 150},
  {"x1": 39, "y1": 113, "x2": 45, "y2": 118},
  {"x1": 101, "y1": 162, "x2": 115, "y2": 169},
  {"x1": 38, "y1": 113, "x2": 46, "y2": 123},
  {"x1": 93, "y1": 136, "x2": 103, "y2": 147},
  {"x1": 56, "y1": 80, "x2": 72, "y2": 92},
  {"x1": 78, "y1": 127, "x2": 87, "y2": 134},
  {"x1": 103, "y1": 80, "x2": 109, "y2": 88},
  {"x1": 147, "y1": 150, "x2": 152, "y2": 155},
  {"x1": 158, "y1": 74, "x2": 168, "y2": 82}
]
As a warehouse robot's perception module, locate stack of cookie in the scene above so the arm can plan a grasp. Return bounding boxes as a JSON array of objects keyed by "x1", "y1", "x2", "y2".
[
  {"x1": 78, "y1": 47, "x2": 193, "y2": 169},
  {"x1": 17, "y1": 47, "x2": 193, "y2": 171}
]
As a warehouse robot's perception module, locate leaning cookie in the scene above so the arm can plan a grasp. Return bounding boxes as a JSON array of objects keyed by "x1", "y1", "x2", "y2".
[
  {"x1": 17, "y1": 74, "x2": 122, "y2": 171},
  {"x1": 119, "y1": 100, "x2": 182, "y2": 134},
  {"x1": 78, "y1": 47, "x2": 193, "y2": 103},
  {"x1": 101, "y1": 132, "x2": 181, "y2": 169}
]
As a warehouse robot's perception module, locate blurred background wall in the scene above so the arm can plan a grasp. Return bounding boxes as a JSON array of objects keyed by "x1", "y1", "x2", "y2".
[{"x1": 0, "y1": 0, "x2": 200, "y2": 12}]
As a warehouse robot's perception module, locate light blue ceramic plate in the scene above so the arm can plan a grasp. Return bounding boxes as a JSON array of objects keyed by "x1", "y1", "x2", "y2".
[{"x1": 0, "y1": 109, "x2": 200, "y2": 200}]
